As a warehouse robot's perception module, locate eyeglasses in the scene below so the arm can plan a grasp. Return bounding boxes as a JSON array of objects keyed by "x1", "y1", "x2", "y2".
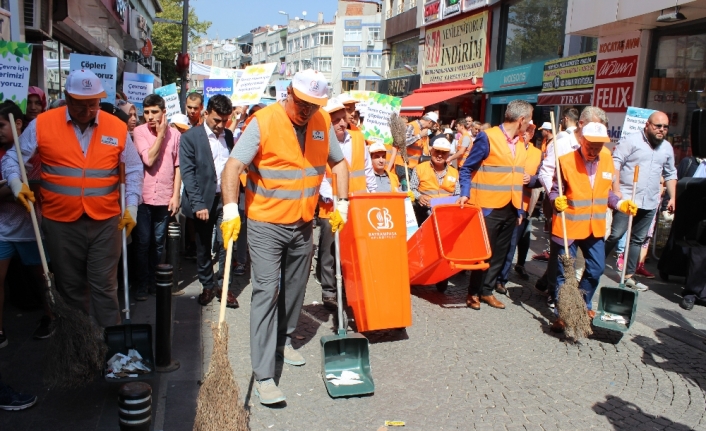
[
  {"x1": 649, "y1": 122, "x2": 669, "y2": 130},
  {"x1": 290, "y1": 93, "x2": 318, "y2": 115}
]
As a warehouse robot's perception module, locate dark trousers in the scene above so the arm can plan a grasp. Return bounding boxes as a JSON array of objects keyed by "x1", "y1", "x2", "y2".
[
  {"x1": 317, "y1": 217, "x2": 336, "y2": 300},
  {"x1": 468, "y1": 204, "x2": 518, "y2": 296},
  {"x1": 498, "y1": 216, "x2": 530, "y2": 284},
  {"x1": 684, "y1": 246, "x2": 706, "y2": 301},
  {"x1": 134, "y1": 203, "x2": 170, "y2": 291},
  {"x1": 193, "y1": 196, "x2": 223, "y2": 291},
  {"x1": 605, "y1": 208, "x2": 656, "y2": 276},
  {"x1": 394, "y1": 165, "x2": 409, "y2": 191}
]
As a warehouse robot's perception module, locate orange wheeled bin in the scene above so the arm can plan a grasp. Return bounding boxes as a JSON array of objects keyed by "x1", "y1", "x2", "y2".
[
  {"x1": 407, "y1": 204, "x2": 491, "y2": 285},
  {"x1": 339, "y1": 192, "x2": 412, "y2": 332}
]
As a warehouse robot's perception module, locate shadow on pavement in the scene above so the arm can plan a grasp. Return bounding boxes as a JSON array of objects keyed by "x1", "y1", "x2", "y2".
[{"x1": 592, "y1": 395, "x2": 693, "y2": 430}]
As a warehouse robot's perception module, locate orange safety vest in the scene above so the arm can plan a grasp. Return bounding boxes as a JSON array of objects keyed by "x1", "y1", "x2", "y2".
[
  {"x1": 387, "y1": 169, "x2": 401, "y2": 191},
  {"x1": 395, "y1": 120, "x2": 426, "y2": 169},
  {"x1": 521, "y1": 145, "x2": 543, "y2": 212},
  {"x1": 37, "y1": 107, "x2": 125, "y2": 222},
  {"x1": 552, "y1": 147, "x2": 614, "y2": 240},
  {"x1": 457, "y1": 130, "x2": 473, "y2": 168},
  {"x1": 245, "y1": 103, "x2": 330, "y2": 224},
  {"x1": 319, "y1": 130, "x2": 368, "y2": 219},
  {"x1": 470, "y1": 126, "x2": 526, "y2": 209},
  {"x1": 415, "y1": 161, "x2": 458, "y2": 196}
]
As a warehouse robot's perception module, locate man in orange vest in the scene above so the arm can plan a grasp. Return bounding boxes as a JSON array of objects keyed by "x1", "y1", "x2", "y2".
[
  {"x1": 4, "y1": 69, "x2": 141, "y2": 327},
  {"x1": 458, "y1": 100, "x2": 531, "y2": 310},
  {"x1": 219, "y1": 69, "x2": 349, "y2": 405},
  {"x1": 316, "y1": 98, "x2": 376, "y2": 310},
  {"x1": 446, "y1": 118, "x2": 473, "y2": 168},
  {"x1": 548, "y1": 122, "x2": 636, "y2": 332},
  {"x1": 369, "y1": 142, "x2": 401, "y2": 192}
]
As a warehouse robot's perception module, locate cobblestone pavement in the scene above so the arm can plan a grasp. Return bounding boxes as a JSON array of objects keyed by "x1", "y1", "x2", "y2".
[{"x1": 198, "y1": 223, "x2": 706, "y2": 431}]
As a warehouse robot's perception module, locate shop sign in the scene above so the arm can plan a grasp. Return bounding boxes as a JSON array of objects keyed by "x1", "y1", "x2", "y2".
[
  {"x1": 443, "y1": 0, "x2": 462, "y2": 18},
  {"x1": 424, "y1": 0, "x2": 442, "y2": 25},
  {"x1": 541, "y1": 51, "x2": 596, "y2": 92},
  {"x1": 140, "y1": 38, "x2": 153, "y2": 57},
  {"x1": 594, "y1": 82, "x2": 634, "y2": 112},
  {"x1": 537, "y1": 91, "x2": 592, "y2": 106},
  {"x1": 490, "y1": 93, "x2": 538, "y2": 105},
  {"x1": 463, "y1": 0, "x2": 488, "y2": 12},
  {"x1": 482, "y1": 61, "x2": 544, "y2": 92},
  {"x1": 342, "y1": 72, "x2": 358, "y2": 80},
  {"x1": 380, "y1": 75, "x2": 421, "y2": 97},
  {"x1": 596, "y1": 55, "x2": 638, "y2": 80},
  {"x1": 423, "y1": 10, "x2": 487, "y2": 84}
]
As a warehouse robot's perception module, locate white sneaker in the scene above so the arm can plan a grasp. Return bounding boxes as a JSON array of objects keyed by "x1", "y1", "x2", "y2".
[
  {"x1": 625, "y1": 278, "x2": 648, "y2": 292},
  {"x1": 254, "y1": 379, "x2": 286, "y2": 405}
]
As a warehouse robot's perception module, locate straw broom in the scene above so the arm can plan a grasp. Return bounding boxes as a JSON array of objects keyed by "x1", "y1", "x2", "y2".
[
  {"x1": 389, "y1": 113, "x2": 411, "y2": 189},
  {"x1": 549, "y1": 111, "x2": 593, "y2": 340},
  {"x1": 9, "y1": 114, "x2": 107, "y2": 388},
  {"x1": 193, "y1": 239, "x2": 249, "y2": 431}
]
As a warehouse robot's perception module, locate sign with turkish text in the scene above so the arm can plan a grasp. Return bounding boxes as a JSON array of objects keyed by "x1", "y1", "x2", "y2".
[
  {"x1": 0, "y1": 41, "x2": 33, "y2": 113},
  {"x1": 424, "y1": 0, "x2": 442, "y2": 25},
  {"x1": 443, "y1": 0, "x2": 462, "y2": 18},
  {"x1": 423, "y1": 10, "x2": 488, "y2": 85},
  {"x1": 482, "y1": 61, "x2": 545, "y2": 92},
  {"x1": 209, "y1": 66, "x2": 243, "y2": 82},
  {"x1": 203, "y1": 79, "x2": 234, "y2": 107},
  {"x1": 620, "y1": 107, "x2": 655, "y2": 141},
  {"x1": 230, "y1": 62, "x2": 277, "y2": 106},
  {"x1": 69, "y1": 54, "x2": 118, "y2": 103},
  {"x1": 123, "y1": 72, "x2": 154, "y2": 116},
  {"x1": 536, "y1": 91, "x2": 592, "y2": 106},
  {"x1": 596, "y1": 55, "x2": 638, "y2": 80},
  {"x1": 274, "y1": 79, "x2": 290, "y2": 101},
  {"x1": 361, "y1": 92, "x2": 402, "y2": 146},
  {"x1": 349, "y1": 90, "x2": 374, "y2": 117},
  {"x1": 154, "y1": 83, "x2": 181, "y2": 120},
  {"x1": 542, "y1": 51, "x2": 596, "y2": 92}
]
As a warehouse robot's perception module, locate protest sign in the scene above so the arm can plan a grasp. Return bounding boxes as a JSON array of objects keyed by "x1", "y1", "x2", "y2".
[
  {"x1": 154, "y1": 83, "x2": 181, "y2": 120},
  {"x1": 361, "y1": 92, "x2": 402, "y2": 146},
  {"x1": 123, "y1": 72, "x2": 154, "y2": 116},
  {"x1": 0, "y1": 41, "x2": 33, "y2": 113},
  {"x1": 274, "y1": 79, "x2": 291, "y2": 101},
  {"x1": 203, "y1": 78, "x2": 234, "y2": 107},
  {"x1": 349, "y1": 90, "x2": 374, "y2": 117},
  {"x1": 210, "y1": 66, "x2": 243, "y2": 83},
  {"x1": 620, "y1": 107, "x2": 655, "y2": 141},
  {"x1": 69, "y1": 54, "x2": 118, "y2": 103},
  {"x1": 230, "y1": 63, "x2": 277, "y2": 106}
]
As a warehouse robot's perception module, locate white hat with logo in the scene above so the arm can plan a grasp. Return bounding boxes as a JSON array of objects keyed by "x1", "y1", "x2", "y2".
[
  {"x1": 582, "y1": 122, "x2": 611, "y2": 143},
  {"x1": 423, "y1": 111, "x2": 439, "y2": 123},
  {"x1": 65, "y1": 69, "x2": 107, "y2": 100},
  {"x1": 431, "y1": 137, "x2": 452, "y2": 152},
  {"x1": 292, "y1": 69, "x2": 329, "y2": 106},
  {"x1": 368, "y1": 142, "x2": 387, "y2": 154},
  {"x1": 169, "y1": 113, "x2": 191, "y2": 130},
  {"x1": 323, "y1": 98, "x2": 345, "y2": 114},
  {"x1": 540, "y1": 122, "x2": 552, "y2": 130}
]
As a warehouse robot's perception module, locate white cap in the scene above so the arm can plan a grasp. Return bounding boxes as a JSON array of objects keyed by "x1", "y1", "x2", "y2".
[
  {"x1": 65, "y1": 69, "x2": 107, "y2": 100},
  {"x1": 323, "y1": 98, "x2": 345, "y2": 114},
  {"x1": 443, "y1": 128, "x2": 453, "y2": 134},
  {"x1": 368, "y1": 142, "x2": 387, "y2": 154},
  {"x1": 423, "y1": 112, "x2": 439, "y2": 123},
  {"x1": 337, "y1": 93, "x2": 358, "y2": 106},
  {"x1": 169, "y1": 113, "x2": 191, "y2": 130},
  {"x1": 291, "y1": 69, "x2": 329, "y2": 106},
  {"x1": 582, "y1": 122, "x2": 611, "y2": 143},
  {"x1": 540, "y1": 122, "x2": 552, "y2": 130},
  {"x1": 431, "y1": 137, "x2": 452, "y2": 152}
]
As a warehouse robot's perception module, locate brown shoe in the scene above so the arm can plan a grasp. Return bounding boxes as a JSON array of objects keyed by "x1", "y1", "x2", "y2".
[
  {"x1": 466, "y1": 295, "x2": 481, "y2": 310},
  {"x1": 587, "y1": 309, "x2": 596, "y2": 319},
  {"x1": 198, "y1": 288, "x2": 217, "y2": 306},
  {"x1": 551, "y1": 318, "x2": 566, "y2": 333},
  {"x1": 480, "y1": 295, "x2": 505, "y2": 309},
  {"x1": 495, "y1": 282, "x2": 507, "y2": 295},
  {"x1": 216, "y1": 289, "x2": 239, "y2": 309}
]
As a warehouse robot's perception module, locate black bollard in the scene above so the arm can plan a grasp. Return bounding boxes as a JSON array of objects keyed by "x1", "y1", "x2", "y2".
[
  {"x1": 155, "y1": 264, "x2": 180, "y2": 373},
  {"x1": 118, "y1": 382, "x2": 152, "y2": 431},
  {"x1": 167, "y1": 222, "x2": 181, "y2": 294}
]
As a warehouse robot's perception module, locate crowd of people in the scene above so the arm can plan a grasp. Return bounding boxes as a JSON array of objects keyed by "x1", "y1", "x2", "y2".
[{"x1": 0, "y1": 66, "x2": 702, "y2": 410}]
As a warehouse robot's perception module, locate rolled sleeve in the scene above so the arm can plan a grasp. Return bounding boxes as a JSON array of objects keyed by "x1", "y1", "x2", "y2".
[
  {"x1": 122, "y1": 132, "x2": 143, "y2": 207},
  {"x1": 459, "y1": 131, "x2": 489, "y2": 197},
  {"x1": 662, "y1": 145, "x2": 677, "y2": 182}
]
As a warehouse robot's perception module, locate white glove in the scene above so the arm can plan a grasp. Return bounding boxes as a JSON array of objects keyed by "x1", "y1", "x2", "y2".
[
  {"x1": 336, "y1": 199, "x2": 349, "y2": 223},
  {"x1": 223, "y1": 202, "x2": 239, "y2": 221}
]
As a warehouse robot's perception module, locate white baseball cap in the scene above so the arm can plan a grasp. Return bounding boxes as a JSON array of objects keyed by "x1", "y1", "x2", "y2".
[
  {"x1": 169, "y1": 113, "x2": 191, "y2": 130},
  {"x1": 337, "y1": 93, "x2": 358, "y2": 106},
  {"x1": 443, "y1": 128, "x2": 454, "y2": 134},
  {"x1": 582, "y1": 122, "x2": 611, "y2": 143},
  {"x1": 431, "y1": 137, "x2": 452, "y2": 152},
  {"x1": 368, "y1": 142, "x2": 387, "y2": 154},
  {"x1": 65, "y1": 69, "x2": 107, "y2": 100},
  {"x1": 540, "y1": 122, "x2": 552, "y2": 130},
  {"x1": 423, "y1": 112, "x2": 439, "y2": 123},
  {"x1": 292, "y1": 69, "x2": 329, "y2": 106},
  {"x1": 323, "y1": 98, "x2": 345, "y2": 114}
]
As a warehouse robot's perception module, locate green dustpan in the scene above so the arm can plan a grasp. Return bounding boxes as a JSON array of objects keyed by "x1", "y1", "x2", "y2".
[
  {"x1": 321, "y1": 190, "x2": 374, "y2": 398},
  {"x1": 592, "y1": 285, "x2": 638, "y2": 333}
]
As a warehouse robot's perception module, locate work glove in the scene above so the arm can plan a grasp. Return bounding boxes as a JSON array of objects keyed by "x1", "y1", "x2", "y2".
[
  {"x1": 330, "y1": 200, "x2": 349, "y2": 233},
  {"x1": 617, "y1": 199, "x2": 638, "y2": 216},
  {"x1": 220, "y1": 203, "x2": 241, "y2": 248},
  {"x1": 554, "y1": 195, "x2": 568, "y2": 212},
  {"x1": 10, "y1": 178, "x2": 35, "y2": 212},
  {"x1": 118, "y1": 206, "x2": 137, "y2": 237},
  {"x1": 406, "y1": 190, "x2": 415, "y2": 202}
]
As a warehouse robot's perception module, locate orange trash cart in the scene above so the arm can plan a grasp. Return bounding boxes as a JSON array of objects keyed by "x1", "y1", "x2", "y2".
[
  {"x1": 407, "y1": 204, "x2": 491, "y2": 286},
  {"x1": 339, "y1": 192, "x2": 412, "y2": 332}
]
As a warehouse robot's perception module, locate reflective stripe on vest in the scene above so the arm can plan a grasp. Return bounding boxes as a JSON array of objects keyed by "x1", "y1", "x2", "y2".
[
  {"x1": 40, "y1": 181, "x2": 118, "y2": 197},
  {"x1": 415, "y1": 161, "x2": 458, "y2": 196},
  {"x1": 396, "y1": 120, "x2": 425, "y2": 169},
  {"x1": 42, "y1": 165, "x2": 119, "y2": 178}
]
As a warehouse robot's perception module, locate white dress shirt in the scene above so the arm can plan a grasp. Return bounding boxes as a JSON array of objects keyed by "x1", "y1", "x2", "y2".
[
  {"x1": 538, "y1": 131, "x2": 581, "y2": 193},
  {"x1": 204, "y1": 122, "x2": 230, "y2": 193}
]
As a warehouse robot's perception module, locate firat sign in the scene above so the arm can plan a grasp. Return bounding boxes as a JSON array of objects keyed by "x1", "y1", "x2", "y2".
[
  {"x1": 594, "y1": 82, "x2": 634, "y2": 112},
  {"x1": 596, "y1": 55, "x2": 638, "y2": 79}
]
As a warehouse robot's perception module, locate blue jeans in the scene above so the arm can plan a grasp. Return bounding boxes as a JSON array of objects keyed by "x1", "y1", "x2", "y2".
[
  {"x1": 555, "y1": 236, "x2": 605, "y2": 314},
  {"x1": 605, "y1": 208, "x2": 656, "y2": 276},
  {"x1": 616, "y1": 232, "x2": 626, "y2": 254},
  {"x1": 135, "y1": 204, "x2": 170, "y2": 291}
]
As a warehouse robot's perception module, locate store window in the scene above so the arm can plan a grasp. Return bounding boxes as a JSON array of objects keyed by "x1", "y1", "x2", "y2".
[{"x1": 501, "y1": 0, "x2": 568, "y2": 69}]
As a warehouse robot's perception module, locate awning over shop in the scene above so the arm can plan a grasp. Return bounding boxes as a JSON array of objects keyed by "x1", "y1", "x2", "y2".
[
  {"x1": 401, "y1": 80, "x2": 482, "y2": 117},
  {"x1": 536, "y1": 89, "x2": 593, "y2": 106}
]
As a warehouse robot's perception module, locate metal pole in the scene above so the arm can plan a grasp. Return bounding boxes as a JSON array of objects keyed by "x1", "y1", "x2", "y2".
[
  {"x1": 179, "y1": 0, "x2": 189, "y2": 112},
  {"x1": 155, "y1": 264, "x2": 180, "y2": 373},
  {"x1": 167, "y1": 222, "x2": 181, "y2": 294}
]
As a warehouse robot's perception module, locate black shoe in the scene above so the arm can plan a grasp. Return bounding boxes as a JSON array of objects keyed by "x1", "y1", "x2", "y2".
[
  {"x1": 495, "y1": 282, "x2": 507, "y2": 295},
  {"x1": 322, "y1": 297, "x2": 337, "y2": 311},
  {"x1": 135, "y1": 288, "x2": 148, "y2": 301},
  {"x1": 514, "y1": 265, "x2": 529, "y2": 280},
  {"x1": 33, "y1": 316, "x2": 54, "y2": 340},
  {"x1": 0, "y1": 382, "x2": 37, "y2": 411},
  {"x1": 680, "y1": 296, "x2": 695, "y2": 311},
  {"x1": 0, "y1": 330, "x2": 7, "y2": 349}
]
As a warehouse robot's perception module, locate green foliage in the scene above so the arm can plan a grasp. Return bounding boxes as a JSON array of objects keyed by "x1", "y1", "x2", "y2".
[
  {"x1": 504, "y1": 0, "x2": 567, "y2": 68},
  {"x1": 152, "y1": 0, "x2": 211, "y2": 86}
]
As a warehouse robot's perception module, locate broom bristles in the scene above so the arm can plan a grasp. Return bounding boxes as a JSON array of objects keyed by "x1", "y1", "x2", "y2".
[
  {"x1": 390, "y1": 112, "x2": 408, "y2": 164},
  {"x1": 557, "y1": 255, "x2": 593, "y2": 340},
  {"x1": 194, "y1": 322, "x2": 249, "y2": 431},
  {"x1": 43, "y1": 285, "x2": 107, "y2": 388}
]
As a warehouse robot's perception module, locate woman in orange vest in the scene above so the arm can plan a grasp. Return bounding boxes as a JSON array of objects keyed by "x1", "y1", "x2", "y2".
[{"x1": 548, "y1": 122, "x2": 636, "y2": 333}]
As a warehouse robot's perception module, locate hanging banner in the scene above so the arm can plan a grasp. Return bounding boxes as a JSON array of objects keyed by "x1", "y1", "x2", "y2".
[
  {"x1": 230, "y1": 62, "x2": 278, "y2": 106},
  {"x1": 69, "y1": 54, "x2": 118, "y2": 103},
  {"x1": 423, "y1": 10, "x2": 488, "y2": 85},
  {"x1": 203, "y1": 78, "x2": 234, "y2": 107},
  {"x1": 0, "y1": 41, "x2": 33, "y2": 113},
  {"x1": 274, "y1": 79, "x2": 291, "y2": 101},
  {"x1": 541, "y1": 51, "x2": 597, "y2": 92},
  {"x1": 123, "y1": 72, "x2": 154, "y2": 116},
  {"x1": 154, "y1": 83, "x2": 181, "y2": 120},
  {"x1": 361, "y1": 92, "x2": 402, "y2": 146}
]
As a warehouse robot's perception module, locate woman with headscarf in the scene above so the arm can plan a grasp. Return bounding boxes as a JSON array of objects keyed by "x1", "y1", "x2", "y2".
[
  {"x1": 119, "y1": 101, "x2": 139, "y2": 136},
  {"x1": 26, "y1": 87, "x2": 46, "y2": 122}
]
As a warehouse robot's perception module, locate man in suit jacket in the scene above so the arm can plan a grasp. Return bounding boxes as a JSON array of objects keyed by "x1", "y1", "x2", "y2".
[{"x1": 180, "y1": 94, "x2": 238, "y2": 307}]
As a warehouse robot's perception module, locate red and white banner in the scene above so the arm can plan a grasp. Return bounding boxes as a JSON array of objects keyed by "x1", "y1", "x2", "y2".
[
  {"x1": 596, "y1": 55, "x2": 639, "y2": 80},
  {"x1": 594, "y1": 82, "x2": 634, "y2": 112}
]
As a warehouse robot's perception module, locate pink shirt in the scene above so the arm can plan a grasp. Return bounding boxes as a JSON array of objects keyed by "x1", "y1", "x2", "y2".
[{"x1": 133, "y1": 123, "x2": 180, "y2": 206}]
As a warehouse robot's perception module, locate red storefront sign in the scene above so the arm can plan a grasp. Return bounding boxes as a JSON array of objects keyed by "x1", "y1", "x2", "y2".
[
  {"x1": 594, "y1": 82, "x2": 634, "y2": 112},
  {"x1": 596, "y1": 55, "x2": 638, "y2": 80},
  {"x1": 537, "y1": 91, "x2": 592, "y2": 106}
]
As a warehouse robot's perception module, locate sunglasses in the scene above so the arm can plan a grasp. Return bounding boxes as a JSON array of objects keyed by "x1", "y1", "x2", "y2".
[
  {"x1": 290, "y1": 93, "x2": 318, "y2": 115},
  {"x1": 649, "y1": 122, "x2": 669, "y2": 130}
]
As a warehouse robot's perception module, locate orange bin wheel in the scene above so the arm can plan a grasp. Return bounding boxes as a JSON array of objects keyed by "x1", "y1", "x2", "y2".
[
  {"x1": 339, "y1": 192, "x2": 412, "y2": 332},
  {"x1": 407, "y1": 204, "x2": 491, "y2": 286}
]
